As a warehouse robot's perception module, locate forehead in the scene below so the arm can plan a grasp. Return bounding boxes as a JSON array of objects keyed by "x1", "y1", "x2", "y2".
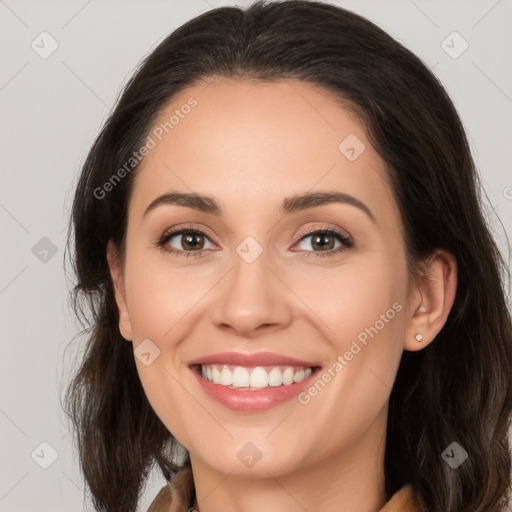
[{"x1": 130, "y1": 78, "x2": 398, "y2": 227}]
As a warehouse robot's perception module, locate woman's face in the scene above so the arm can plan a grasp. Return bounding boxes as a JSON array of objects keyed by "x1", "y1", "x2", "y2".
[{"x1": 110, "y1": 79, "x2": 420, "y2": 479}]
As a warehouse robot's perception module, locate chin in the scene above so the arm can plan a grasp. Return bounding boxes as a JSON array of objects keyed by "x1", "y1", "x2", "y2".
[{"x1": 195, "y1": 443, "x2": 309, "y2": 479}]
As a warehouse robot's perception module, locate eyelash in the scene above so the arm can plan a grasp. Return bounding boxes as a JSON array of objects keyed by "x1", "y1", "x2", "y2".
[{"x1": 156, "y1": 225, "x2": 354, "y2": 259}]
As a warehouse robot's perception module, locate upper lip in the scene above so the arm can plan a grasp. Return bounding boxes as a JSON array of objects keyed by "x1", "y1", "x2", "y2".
[{"x1": 188, "y1": 351, "x2": 319, "y2": 368}]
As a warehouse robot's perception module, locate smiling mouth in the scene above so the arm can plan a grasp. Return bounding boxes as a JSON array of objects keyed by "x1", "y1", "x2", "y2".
[{"x1": 192, "y1": 363, "x2": 318, "y2": 390}]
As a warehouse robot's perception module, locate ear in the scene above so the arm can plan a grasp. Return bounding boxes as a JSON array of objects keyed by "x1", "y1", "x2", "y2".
[
  {"x1": 106, "y1": 240, "x2": 133, "y2": 341},
  {"x1": 404, "y1": 249, "x2": 457, "y2": 351}
]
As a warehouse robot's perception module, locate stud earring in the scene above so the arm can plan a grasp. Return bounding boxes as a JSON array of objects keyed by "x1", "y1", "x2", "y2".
[{"x1": 415, "y1": 333, "x2": 423, "y2": 342}]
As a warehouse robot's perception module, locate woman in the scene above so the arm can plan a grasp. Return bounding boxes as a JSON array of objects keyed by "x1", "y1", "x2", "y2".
[{"x1": 62, "y1": 1, "x2": 512, "y2": 511}]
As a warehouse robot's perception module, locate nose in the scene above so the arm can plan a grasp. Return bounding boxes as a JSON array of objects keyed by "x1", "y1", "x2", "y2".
[{"x1": 209, "y1": 249, "x2": 294, "y2": 338}]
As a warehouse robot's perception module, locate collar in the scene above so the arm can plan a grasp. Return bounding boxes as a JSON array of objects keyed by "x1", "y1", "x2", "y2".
[{"x1": 148, "y1": 466, "x2": 421, "y2": 512}]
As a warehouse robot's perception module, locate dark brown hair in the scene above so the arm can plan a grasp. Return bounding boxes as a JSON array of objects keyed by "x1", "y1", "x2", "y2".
[{"x1": 61, "y1": 1, "x2": 512, "y2": 511}]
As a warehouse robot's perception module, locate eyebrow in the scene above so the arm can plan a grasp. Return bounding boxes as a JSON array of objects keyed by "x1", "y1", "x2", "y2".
[{"x1": 143, "y1": 190, "x2": 376, "y2": 223}]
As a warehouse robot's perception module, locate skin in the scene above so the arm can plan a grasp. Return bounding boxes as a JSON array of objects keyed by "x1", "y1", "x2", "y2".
[{"x1": 108, "y1": 79, "x2": 457, "y2": 512}]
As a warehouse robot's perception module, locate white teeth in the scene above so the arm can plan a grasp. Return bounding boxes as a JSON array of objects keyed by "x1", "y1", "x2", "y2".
[
  {"x1": 282, "y1": 367, "x2": 295, "y2": 386},
  {"x1": 220, "y1": 367, "x2": 232, "y2": 386},
  {"x1": 268, "y1": 367, "x2": 283, "y2": 387},
  {"x1": 199, "y1": 364, "x2": 314, "y2": 390},
  {"x1": 250, "y1": 367, "x2": 269, "y2": 388},
  {"x1": 232, "y1": 366, "x2": 249, "y2": 387},
  {"x1": 212, "y1": 368, "x2": 221, "y2": 384},
  {"x1": 293, "y1": 369, "x2": 305, "y2": 382}
]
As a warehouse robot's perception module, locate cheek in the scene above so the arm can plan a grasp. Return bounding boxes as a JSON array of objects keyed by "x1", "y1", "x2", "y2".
[
  {"x1": 123, "y1": 250, "x2": 203, "y2": 340},
  {"x1": 340, "y1": 268, "x2": 402, "y2": 340},
  {"x1": 289, "y1": 258, "x2": 406, "y2": 444},
  {"x1": 292, "y1": 254, "x2": 407, "y2": 418},
  {"x1": 291, "y1": 255, "x2": 406, "y2": 349},
  {"x1": 122, "y1": 252, "x2": 203, "y2": 444}
]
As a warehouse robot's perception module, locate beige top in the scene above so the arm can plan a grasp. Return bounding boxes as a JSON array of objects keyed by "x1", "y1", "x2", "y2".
[{"x1": 147, "y1": 465, "x2": 422, "y2": 512}]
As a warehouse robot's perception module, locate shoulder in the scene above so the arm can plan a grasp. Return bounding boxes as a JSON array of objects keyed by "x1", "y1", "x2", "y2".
[
  {"x1": 147, "y1": 483, "x2": 172, "y2": 512},
  {"x1": 379, "y1": 484, "x2": 423, "y2": 512},
  {"x1": 147, "y1": 471, "x2": 421, "y2": 512},
  {"x1": 147, "y1": 465, "x2": 195, "y2": 512}
]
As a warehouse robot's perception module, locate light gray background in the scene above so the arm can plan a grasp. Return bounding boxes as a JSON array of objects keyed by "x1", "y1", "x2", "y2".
[{"x1": 0, "y1": 0, "x2": 511, "y2": 511}]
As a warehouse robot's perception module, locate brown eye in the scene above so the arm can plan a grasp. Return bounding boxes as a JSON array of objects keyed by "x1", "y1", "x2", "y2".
[
  {"x1": 310, "y1": 233, "x2": 336, "y2": 251},
  {"x1": 158, "y1": 229, "x2": 215, "y2": 256},
  {"x1": 179, "y1": 232, "x2": 206, "y2": 250},
  {"x1": 295, "y1": 228, "x2": 353, "y2": 258}
]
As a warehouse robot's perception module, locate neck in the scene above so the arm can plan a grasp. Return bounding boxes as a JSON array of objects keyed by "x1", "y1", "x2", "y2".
[{"x1": 190, "y1": 409, "x2": 388, "y2": 512}]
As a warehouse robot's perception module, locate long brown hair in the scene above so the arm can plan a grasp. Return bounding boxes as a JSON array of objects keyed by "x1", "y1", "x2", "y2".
[{"x1": 61, "y1": 1, "x2": 512, "y2": 511}]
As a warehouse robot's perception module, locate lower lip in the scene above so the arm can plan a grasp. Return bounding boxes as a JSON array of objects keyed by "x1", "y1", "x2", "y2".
[{"x1": 190, "y1": 366, "x2": 319, "y2": 412}]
